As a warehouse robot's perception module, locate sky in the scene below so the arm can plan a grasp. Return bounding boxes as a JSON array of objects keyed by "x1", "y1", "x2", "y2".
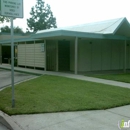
[{"x1": 2, "y1": 0, "x2": 130, "y2": 32}]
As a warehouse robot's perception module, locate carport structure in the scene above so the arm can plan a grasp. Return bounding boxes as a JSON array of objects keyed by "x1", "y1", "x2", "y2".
[{"x1": 0, "y1": 17, "x2": 130, "y2": 74}]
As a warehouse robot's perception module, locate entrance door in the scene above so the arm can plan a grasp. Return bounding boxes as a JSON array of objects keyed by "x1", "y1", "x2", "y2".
[
  {"x1": 46, "y1": 42, "x2": 57, "y2": 71},
  {"x1": 58, "y1": 41, "x2": 70, "y2": 71},
  {"x1": 2, "y1": 46, "x2": 11, "y2": 64}
]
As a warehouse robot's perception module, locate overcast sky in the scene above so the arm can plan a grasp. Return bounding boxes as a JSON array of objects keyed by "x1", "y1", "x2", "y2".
[{"x1": 2, "y1": 0, "x2": 130, "y2": 32}]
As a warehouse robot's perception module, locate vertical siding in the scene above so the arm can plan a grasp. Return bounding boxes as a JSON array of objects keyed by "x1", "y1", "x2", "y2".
[
  {"x1": 18, "y1": 43, "x2": 26, "y2": 66},
  {"x1": 17, "y1": 39, "x2": 130, "y2": 71},
  {"x1": 127, "y1": 41, "x2": 130, "y2": 69},
  {"x1": 78, "y1": 40, "x2": 92, "y2": 71},
  {"x1": 46, "y1": 40, "x2": 57, "y2": 71},
  {"x1": 78, "y1": 39, "x2": 126, "y2": 72},
  {"x1": 0, "y1": 45, "x2": 2, "y2": 64},
  {"x1": 58, "y1": 41, "x2": 70, "y2": 71},
  {"x1": 18, "y1": 42, "x2": 45, "y2": 68},
  {"x1": 101, "y1": 40, "x2": 111, "y2": 70},
  {"x1": 118, "y1": 41, "x2": 124, "y2": 69},
  {"x1": 91, "y1": 41, "x2": 102, "y2": 71},
  {"x1": 110, "y1": 40, "x2": 124, "y2": 70},
  {"x1": 70, "y1": 40, "x2": 75, "y2": 71},
  {"x1": 34, "y1": 43, "x2": 45, "y2": 68},
  {"x1": 111, "y1": 41, "x2": 120, "y2": 69},
  {"x1": 26, "y1": 44, "x2": 35, "y2": 67}
]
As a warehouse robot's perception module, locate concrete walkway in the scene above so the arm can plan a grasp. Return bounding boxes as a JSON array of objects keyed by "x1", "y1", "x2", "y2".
[
  {"x1": 0, "y1": 69, "x2": 37, "y2": 90},
  {"x1": 0, "y1": 105, "x2": 130, "y2": 130},
  {"x1": 0, "y1": 64, "x2": 130, "y2": 89}
]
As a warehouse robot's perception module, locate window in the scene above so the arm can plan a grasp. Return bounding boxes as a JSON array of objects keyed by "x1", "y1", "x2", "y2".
[{"x1": 41, "y1": 43, "x2": 45, "y2": 52}]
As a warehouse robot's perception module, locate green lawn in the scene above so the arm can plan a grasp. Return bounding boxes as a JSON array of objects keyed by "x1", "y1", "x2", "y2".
[
  {"x1": 86, "y1": 73, "x2": 130, "y2": 83},
  {"x1": 0, "y1": 75, "x2": 130, "y2": 115}
]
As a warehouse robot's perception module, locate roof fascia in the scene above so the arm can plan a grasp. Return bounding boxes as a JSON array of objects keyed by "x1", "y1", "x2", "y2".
[
  {"x1": 0, "y1": 38, "x2": 40, "y2": 44},
  {"x1": 31, "y1": 30, "x2": 63, "y2": 39},
  {"x1": 32, "y1": 30, "x2": 105, "y2": 39},
  {"x1": 0, "y1": 32, "x2": 26, "y2": 36},
  {"x1": 103, "y1": 34, "x2": 127, "y2": 40},
  {"x1": 32, "y1": 29, "x2": 130, "y2": 40},
  {"x1": 60, "y1": 30, "x2": 104, "y2": 39},
  {"x1": 113, "y1": 18, "x2": 130, "y2": 34},
  {"x1": 1, "y1": 30, "x2": 130, "y2": 45},
  {"x1": 60, "y1": 30, "x2": 130, "y2": 40}
]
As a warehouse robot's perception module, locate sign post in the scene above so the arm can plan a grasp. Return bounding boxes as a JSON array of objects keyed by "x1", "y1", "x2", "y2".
[
  {"x1": 11, "y1": 17, "x2": 15, "y2": 107},
  {"x1": 0, "y1": 0, "x2": 23, "y2": 108}
]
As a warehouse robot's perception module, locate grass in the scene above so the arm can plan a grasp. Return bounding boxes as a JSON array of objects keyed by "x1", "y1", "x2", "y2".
[
  {"x1": 0, "y1": 75, "x2": 130, "y2": 115},
  {"x1": 86, "y1": 73, "x2": 130, "y2": 83}
]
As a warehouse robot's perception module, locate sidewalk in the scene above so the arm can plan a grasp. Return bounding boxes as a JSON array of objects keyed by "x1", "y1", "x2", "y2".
[
  {"x1": 0, "y1": 64, "x2": 130, "y2": 89},
  {"x1": 1, "y1": 105, "x2": 130, "y2": 130}
]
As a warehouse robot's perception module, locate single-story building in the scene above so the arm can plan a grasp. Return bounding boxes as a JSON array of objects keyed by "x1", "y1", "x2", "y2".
[{"x1": 0, "y1": 17, "x2": 130, "y2": 74}]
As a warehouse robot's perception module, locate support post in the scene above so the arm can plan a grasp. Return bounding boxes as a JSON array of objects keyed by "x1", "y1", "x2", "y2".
[
  {"x1": 11, "y1": 17, "x2": 15, "y2": 108},
  {"x1": 75, "y1": 37, "x2": 78, "y2": 74},
  {"x1": 34, "y1": 40, "x2": 35, "y2": 69},
  {"x1": 25, "y1": 41, "x2": 26, "y2": 68},
  {"x1": 56, "y1": 41, "x2": 59, "y2": 72},
  {"x1": 16, "y1": 43, "x2": 18, "y2": 67},
  {"x1": 124, "y1": 40, "x2": 127, "y2": 73},
  {"x1": 44, "y1": 40, "x2": 47, "y2": 71}
]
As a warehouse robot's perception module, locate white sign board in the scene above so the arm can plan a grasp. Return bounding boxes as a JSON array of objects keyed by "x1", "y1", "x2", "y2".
[{"x1": 0, "y1": 0, "x2": 23, "y2": 18}]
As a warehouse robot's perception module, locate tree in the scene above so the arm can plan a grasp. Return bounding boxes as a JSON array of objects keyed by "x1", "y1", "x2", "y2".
[
  {"x1": 13, "y1": 26, "x2": 24, "y2": 34},
  {"x1": 1, "y1": 26, "x2": 24, "y2": 34},
  {"x1": 27, "y1": 0, "x2": 57, "y2": 32},
  {"x1": 0, "y1": 16, "x2": 10, "y2": 23}
]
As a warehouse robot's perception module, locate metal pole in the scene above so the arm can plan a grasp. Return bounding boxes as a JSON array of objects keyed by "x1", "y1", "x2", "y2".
[{"x1": 11, "y1": 17, "x2": 15, "y2": 108}]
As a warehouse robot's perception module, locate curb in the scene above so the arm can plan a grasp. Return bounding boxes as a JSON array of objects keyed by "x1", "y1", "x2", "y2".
[{"x1": 0, "y1": 111, "x2": 23, "y2": 130}]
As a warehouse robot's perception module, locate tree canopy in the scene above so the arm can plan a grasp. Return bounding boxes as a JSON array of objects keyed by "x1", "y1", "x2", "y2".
[
  {"x1": 0, "y1": 16, "x2": 10, "y2": 23},
  {"x1": 1, "y1": 26, "x2": 24, "y2": 34},
  {"x1": 27, "y1": 0, "x2": 57, "y2": 32}
]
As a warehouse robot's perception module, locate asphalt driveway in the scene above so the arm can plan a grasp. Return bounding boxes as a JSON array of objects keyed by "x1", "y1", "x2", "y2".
[{"x1": 0, "y1": 69, "x2": 37, "y2": 89}]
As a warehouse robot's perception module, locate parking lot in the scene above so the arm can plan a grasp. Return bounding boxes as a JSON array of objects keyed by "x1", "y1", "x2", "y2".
[{"x1": 0, "y1": 69, "x2": 37, "y2": 89}]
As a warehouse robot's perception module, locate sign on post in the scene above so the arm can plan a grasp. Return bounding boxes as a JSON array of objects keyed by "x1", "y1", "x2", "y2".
[
  {"x1": 0, "y1": 0, "x2": 23, "y2": 108},
  {"x1": 0, "y1": 0, "x2": 23, "y2": 18}
]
